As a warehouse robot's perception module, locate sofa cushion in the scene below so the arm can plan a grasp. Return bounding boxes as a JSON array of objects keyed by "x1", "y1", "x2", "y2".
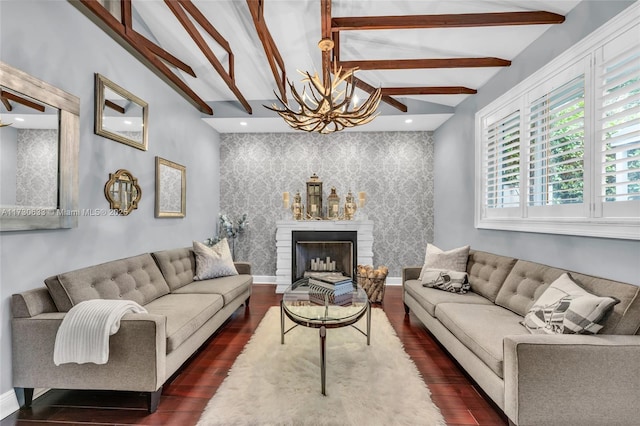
[
  {"x1": 193, "y1": 239, "x2": 238, "y2": 280},
  {"x1": 419, "y1": 244, "x2": 470, "y2": 281},
  {"x1": 404, "y1": 279, "x2": 493, "y2": 317},
  {"x1": 45, "y1": 254, "x2": 170, "y2": 312},
  {"x1": 435, "y1": 303, "x2": 530, "y2": 378},
  {"x1": 152, "y1": 247, "x2": 196, "y2": 291},
  {"x1": 522, "y1": 273, "x2": 620, "y2": 335},
  {"x1": 495, "y1": 260, "x2": 564, "y2": 317},
  {"x1": 466, "y1": 250, "x2": 517, "y2": 303},
  {"x1": 144, "y1": 293, "x2": 224, "y2": 353},
  {"x1": 173, "y1": 274, "x2": 252, "y2": 304}
]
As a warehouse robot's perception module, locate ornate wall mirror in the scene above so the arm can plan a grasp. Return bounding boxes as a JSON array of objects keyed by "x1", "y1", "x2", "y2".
[
  {"x1": 104, "y1": 169, "x2": 141, "y2": 216},
  {"x1": 155, "y1": 157, "x2": 186, "y2": 218},
  {"x1": 95, "y1": 73, "x2": 148, "y2": 151},
  {"x1": 0, "y1": 61, "x2": 79, "y2": 231}
]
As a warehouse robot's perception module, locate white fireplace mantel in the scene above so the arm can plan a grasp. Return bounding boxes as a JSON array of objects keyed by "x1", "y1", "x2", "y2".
[{"x1": 275, "y1": 220, "x2": 374, "y2": 293}]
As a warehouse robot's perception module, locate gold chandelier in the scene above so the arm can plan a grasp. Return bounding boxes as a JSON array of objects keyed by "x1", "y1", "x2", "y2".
[{"x1": 265, "y1": 38, "x2": 382, "y2": 134}]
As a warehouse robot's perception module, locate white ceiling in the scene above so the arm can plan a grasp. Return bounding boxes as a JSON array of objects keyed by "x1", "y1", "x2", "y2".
[{"x1": 131, "y1": 0, "x2": 581, "y2": 133}]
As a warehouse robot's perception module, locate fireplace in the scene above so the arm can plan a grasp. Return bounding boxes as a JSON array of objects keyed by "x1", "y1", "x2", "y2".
[{"x1": 292, "y1": 231, "x2": 357, "y2": 282}]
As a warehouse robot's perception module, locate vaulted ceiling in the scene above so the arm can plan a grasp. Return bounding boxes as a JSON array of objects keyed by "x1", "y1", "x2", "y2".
[{"x1": 73, "y1": 0, "x2": 581, "y2": 133}]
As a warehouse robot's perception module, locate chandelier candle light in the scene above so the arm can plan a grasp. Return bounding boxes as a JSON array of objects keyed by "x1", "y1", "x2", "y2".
[{"x1": 265, "y1": 0, "x2": 381, "y2": 134}]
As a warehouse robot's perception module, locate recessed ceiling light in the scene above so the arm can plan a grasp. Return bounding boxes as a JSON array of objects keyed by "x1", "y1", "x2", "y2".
[
  {"x1": 405, "y1": 119, "x2": 413, "y2": 124},
  {"x1": 15, "y1": 117, "x2": 25, "y2": 122},
  {"x1": 124, "y1": 120, "x2": 132, "y2": 125},
  {"x1": 240, "y1": 121, "x2": 247, "y2": 126}
]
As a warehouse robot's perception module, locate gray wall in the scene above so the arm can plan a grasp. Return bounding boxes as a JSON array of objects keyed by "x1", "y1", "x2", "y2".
[
  {"x1": 0, "y1": 0, "x2": 221, "y2": 398},
  {"x1": 220, "y1": 131, "x2": 434, "y2": 277},
  {"x1": 433, "y1": 0, "x2": 640, "y2": 286}
]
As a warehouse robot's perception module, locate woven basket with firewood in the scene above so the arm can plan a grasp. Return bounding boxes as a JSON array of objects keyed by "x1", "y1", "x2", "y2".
[{"x1": 356, "y1": 264, "x2": 389, "y2": 304}]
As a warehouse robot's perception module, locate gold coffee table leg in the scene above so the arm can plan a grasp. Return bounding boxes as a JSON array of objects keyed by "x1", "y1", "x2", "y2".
[{"x1": 320, "y1": 325, "x2": 327, "y2": 395}]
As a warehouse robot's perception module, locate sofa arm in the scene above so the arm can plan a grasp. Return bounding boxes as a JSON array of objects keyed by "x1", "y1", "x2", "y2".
[
  {"x1": 503, "y1": 334, "x2": 640, "y2": 426},
  {"x1": 402, "y1": 266, "x2": 422, "y2": 283},
  {"x1": 12, "y1": 312, "x2": 167, "y2": 393},
  {"x1": 234, "y1": 262, "x2": 251, "y2": 275}
]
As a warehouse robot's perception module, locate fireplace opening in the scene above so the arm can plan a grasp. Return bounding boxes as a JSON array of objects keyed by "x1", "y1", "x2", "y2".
[{"x1": 292, "y1": 231, "x2": 357, "y2": 282}]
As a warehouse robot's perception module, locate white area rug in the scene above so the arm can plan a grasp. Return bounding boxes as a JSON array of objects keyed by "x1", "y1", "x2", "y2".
[{"x1": 197, "y1": 307, "x2": 445, "y2": 426}]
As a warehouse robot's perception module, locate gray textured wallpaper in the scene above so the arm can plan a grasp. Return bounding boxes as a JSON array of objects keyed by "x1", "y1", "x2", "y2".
[
  {"x1": 219, "y1": 131, "x2": 434, "y2": 277},
  {"x1": 16, "y1": 129, "x2": 58, "y2": 207}
]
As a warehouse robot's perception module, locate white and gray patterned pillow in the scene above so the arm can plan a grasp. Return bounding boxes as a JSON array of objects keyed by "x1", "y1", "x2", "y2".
[
  {"x1": 521, "y1": 273, "x2": 619, "y2": 335},
  {"x1": 421, "y1": 268, "x2": 470, "y2": 294},
  {"x1": 193, "y1": 239, "x2": 238, "y2": 280},
  {"x1": 418, "y1": 244, "x2": 470, "y2": 281}
]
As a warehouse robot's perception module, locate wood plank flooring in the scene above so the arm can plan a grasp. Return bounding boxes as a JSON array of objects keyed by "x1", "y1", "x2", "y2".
[{"x1": 2, "y1": 285, "x2": 507, "y2": 426}]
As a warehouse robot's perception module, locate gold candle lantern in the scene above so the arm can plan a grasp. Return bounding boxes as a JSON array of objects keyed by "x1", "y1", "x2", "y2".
[
  {"x1": 292, "y1": 191, "x2": 303, "y2": 220},
  {"x1": 344, "y1": 190, "x2": 357, "y2": 220},
  {"x1": 306, "y1": 173, "x2": 323, "y2": 219},
  {"x1": 327, "y1": 186, "x2": 340, "y2": 219},
  {"x1": 358, "y1": 191, "x2": 366, "y2": 208},
  {"x1": 283, "y1": 192, "x2": 290, "y2": 209}
]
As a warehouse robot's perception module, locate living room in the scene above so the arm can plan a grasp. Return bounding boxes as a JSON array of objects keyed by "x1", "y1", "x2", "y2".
[{"x1": 1, "y1": 1, "x2": 638, "y2": 425}]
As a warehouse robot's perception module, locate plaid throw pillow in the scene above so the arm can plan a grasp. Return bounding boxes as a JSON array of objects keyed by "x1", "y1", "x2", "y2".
[{"x1": 521, "y1": 273, "x2": 619, "y2": 335}]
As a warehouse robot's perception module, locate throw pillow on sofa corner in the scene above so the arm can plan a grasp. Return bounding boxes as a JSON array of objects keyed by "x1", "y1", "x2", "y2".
[
  {"x1": 193, "y1": 239, "x2": 238, "y2": 280},
  {"x1": 421, "y1": 268, "x2": 470, "y2": 294},
  {"x1": 418, "y1": 243, "x2": 470, "y2": 282},
  {"x1": 521, "y1": 272, "x2": 619, "y2": 335}
]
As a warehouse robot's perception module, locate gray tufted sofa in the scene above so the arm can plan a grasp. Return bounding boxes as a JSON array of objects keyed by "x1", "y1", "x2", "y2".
[
  {"x1": 403, "y1": 249, "x2": 640, "y2": 426},
  {"x1": 11, "y1": 247, "x2": 252, "y2": 413}
]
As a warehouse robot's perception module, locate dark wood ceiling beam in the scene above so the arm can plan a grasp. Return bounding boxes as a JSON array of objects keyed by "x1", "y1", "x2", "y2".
[
  {"x1": 74, "y1": 0, "x2": 213, "y2": 115},
  {"x1": 352, "y1": 78, "x2": 407, "y2": 112},
  {"x1": 104, "y1": 99, "x2": 126, "y2": 114},
  {"x1": 137, "y1": 38, "x2": 196, "y2": 77},
  {"x1": 381, "y1": 86, "x2": 477, "y2": 95},
  {"x1": 164, "y1": 0, "x2": 252, "y2": 114},
  {"x1": 331, "y1": 11, "x2": 565, "y2": 31},
  {"x1": 0, "y1": 90, "x2": 46, "y2": 112},
  {"x1": 338, "y1": 57, "x2": 511, "y2": 70},
  {"x1": 247, "y1": 0, "x2": 287, "y2": 101},
  {"x1": 1, "y1": 96, "x2": 12, "y2": 111}
]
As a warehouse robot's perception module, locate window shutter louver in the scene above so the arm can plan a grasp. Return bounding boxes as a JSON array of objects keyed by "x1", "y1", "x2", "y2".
[
  {"x1": 483, "y1": 109, "x2": 521, "y2": 210},
  {"x1": 527, "y1": 75, "x2": 586, "y2": 206},
  {"x1": 597, "y1": 27, "x2": 640, "y2": 206}
]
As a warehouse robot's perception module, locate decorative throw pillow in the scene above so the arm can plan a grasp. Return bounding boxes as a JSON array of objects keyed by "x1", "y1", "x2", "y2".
[
  {"x1": 192, "y1": 239, "x2": 238, "y2": 280},
  {"x1": 421, "y1": 268, "x2": 470, "y2": 294},
  {"x1": 418, "y1": 244, "x2": 470, "y2": 281},
  {"x1": 521, "y1": 273, "x2": 619, "y2": 335}
]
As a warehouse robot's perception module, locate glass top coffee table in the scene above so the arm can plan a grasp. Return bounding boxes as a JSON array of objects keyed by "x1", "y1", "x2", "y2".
[{"x1": 280, "y1": 277, "x2": 371, "y2": 396}]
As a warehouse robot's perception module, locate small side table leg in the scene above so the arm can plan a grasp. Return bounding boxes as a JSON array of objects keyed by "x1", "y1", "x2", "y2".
[
  {"x1": 280, "y1": 301, "x2": 285, "y2": 344},
  {"x1": 366, "y1": 302, "x2": 371, "y2": 345},
  {"x1": 320, "y1": 325, "x2": 327, "y2": 395}
]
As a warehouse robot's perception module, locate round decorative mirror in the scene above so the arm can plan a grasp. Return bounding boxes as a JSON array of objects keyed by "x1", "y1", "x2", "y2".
[{"x1": 104, "y1": 169, "x2": 141, "y2": 216}]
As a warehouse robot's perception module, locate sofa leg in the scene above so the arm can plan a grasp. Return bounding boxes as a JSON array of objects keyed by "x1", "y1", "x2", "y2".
[
  {"x1": 403, "y1": 303, "x2": 410, "y2": 315},
  {"x1": 245, "y1": 296, "x2": 251, "y2": 307},
  {"x1": 14, "y1": 387, "x2": 34, "y2": 409},
  {"x1": 147, "y1": 387, "x2": 162, "y2": 413}
]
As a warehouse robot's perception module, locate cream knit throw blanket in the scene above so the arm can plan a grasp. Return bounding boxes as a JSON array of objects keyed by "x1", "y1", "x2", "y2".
[{"x1": 54, "y1": 299, "x2": 147, "y2": 365}]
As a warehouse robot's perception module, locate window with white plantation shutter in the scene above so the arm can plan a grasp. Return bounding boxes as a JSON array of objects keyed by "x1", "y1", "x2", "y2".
[
  {"x1": 527, "y1": 71, "x2": 586, "y2": 217},
  {"x1": 483, "y1": 108, "x2": 520, "y2": 212},
  {"x1": 597, "y1": 25, "x2": 640, "y2": 219},
  {"x1": 475, "y1": 4, "x2": 639, "y2": 239}
]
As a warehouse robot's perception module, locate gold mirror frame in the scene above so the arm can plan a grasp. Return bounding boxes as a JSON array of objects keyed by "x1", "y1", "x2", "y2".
[
  {"x1": 155, "y1": 157, "x2": 186, "y2": 218},
  {"x1": 104, "y1": 169, "x2": 141, "y2": 216},
  {"x1": 95, "y1": 73, "x2": 148, "y2": 151},
  {"x1": 0, "y1": 61, "x2": 79, "y2": 231}
]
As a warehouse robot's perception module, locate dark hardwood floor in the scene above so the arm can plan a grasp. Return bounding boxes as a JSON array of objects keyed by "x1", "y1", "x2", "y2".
[{"x1": 2, "y1": 285, "x2": 507, "y2": 426}]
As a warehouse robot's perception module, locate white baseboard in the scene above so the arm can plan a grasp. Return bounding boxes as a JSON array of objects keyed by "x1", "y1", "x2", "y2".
[
  {"x1": 1, "y1": 388, "x2": 47, "y2": 420},
  {"x1": 252, "y1": 275, "x2": 276, "y2": 284},
  {"x1": 0, "y1": 390, "x2": 18, "y2": 421}
]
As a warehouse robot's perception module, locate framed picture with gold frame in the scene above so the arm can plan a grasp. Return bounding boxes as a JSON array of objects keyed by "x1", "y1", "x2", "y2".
[{"x1": 155, "y1": 156, "x2": 186, "y2": 218}]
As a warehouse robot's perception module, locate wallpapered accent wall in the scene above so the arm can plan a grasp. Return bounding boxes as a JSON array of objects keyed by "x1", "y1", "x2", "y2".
[
  {"x1": 16, "y1": 129, "x2": 58, "y2": 207},
  {"x1": 219, "y1": 131, "x2": 434, "y2": 278}
]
